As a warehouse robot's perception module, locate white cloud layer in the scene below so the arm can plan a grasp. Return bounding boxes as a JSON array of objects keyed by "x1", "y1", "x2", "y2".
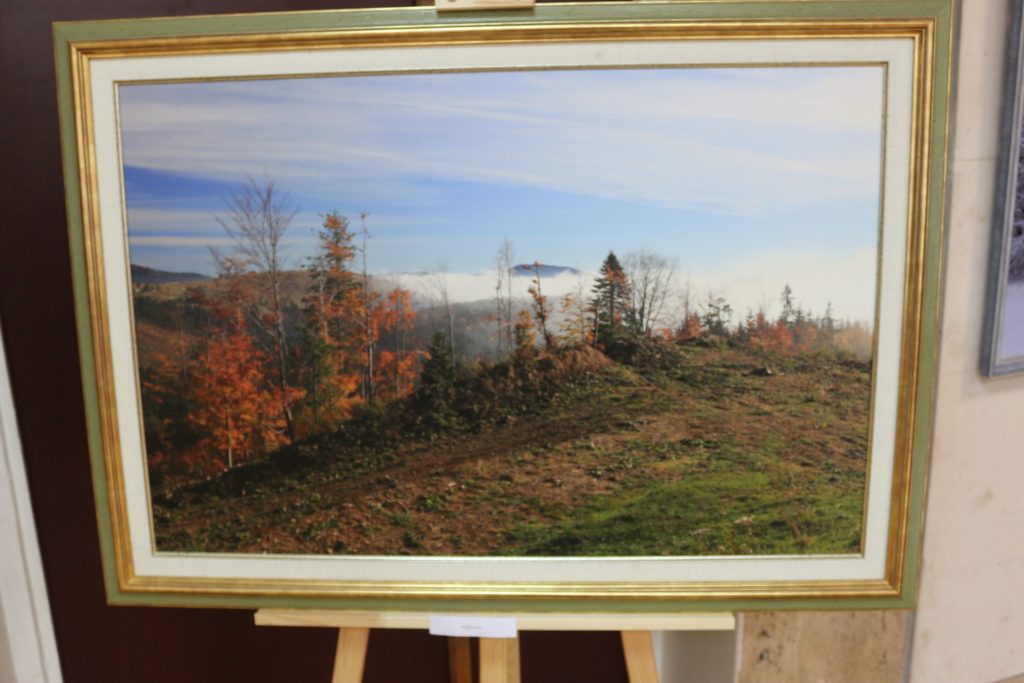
[{"x1": 387, "y1": 246, "x2": 877, "y2": 326}]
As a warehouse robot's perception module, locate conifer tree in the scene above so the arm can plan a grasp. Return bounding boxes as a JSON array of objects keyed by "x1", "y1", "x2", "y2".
[
  {"x1": 418, "y1": 331, "x2": 455, "y2": 397},
  {"x1": 300, "y1": 211, "x2": 362, "y2": 430},
  {"x1": 415, "y1": 332, "x2": 458, "y2": 430},
  {"x1": 701, "y1": 292, "x2": 733, "y2": 337},
  {"x1": 589, "y1": 251, "x2": 632, "y2": 348},
  {"x1": 779, "y1": 284, "x2": 795, "y2": 325}
]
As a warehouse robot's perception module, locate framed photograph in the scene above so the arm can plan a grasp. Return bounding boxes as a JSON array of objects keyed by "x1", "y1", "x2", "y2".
[
  {"x1": 55, "y1": 1, "x2": 954, "y2": 610},
  {"x1": 982, "y1": 0, "x2": 1024, "y2": 377}
]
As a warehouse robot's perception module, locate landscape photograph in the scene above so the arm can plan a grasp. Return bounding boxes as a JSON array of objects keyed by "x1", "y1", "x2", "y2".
[
  {"x1": 997, "y1": 119, "x2": 1024, "y2": 364},
  {"x1": 119, "y1": 65, "x2": 884, "y2": 558}
]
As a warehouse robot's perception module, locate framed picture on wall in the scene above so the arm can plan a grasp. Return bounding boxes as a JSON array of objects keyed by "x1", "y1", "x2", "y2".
[
  {"x1": 982, "y1": 0, "x2": 1024, "y2": 377},
  {"x1": 54, "y1": 0, "x2": 955, "y2": 611}
]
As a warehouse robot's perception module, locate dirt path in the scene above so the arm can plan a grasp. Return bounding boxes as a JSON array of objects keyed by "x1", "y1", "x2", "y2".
[{"x1": 157, "y1": 378, "x2": 688, "y2": 554}]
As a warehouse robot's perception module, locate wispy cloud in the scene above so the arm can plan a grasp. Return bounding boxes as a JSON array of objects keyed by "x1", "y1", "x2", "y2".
[
  {"x1": 118, "y1": 67, "x2": 883, "y2": 215},
  {"x1": 125, "y1": 208, "x2": 222, "y2": 234},
  {"x1": 130, "y1": 235, "x2": 237, "y2": 247}
]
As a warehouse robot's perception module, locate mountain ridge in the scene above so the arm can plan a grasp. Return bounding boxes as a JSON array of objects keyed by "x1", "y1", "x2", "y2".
[
  {"x1": 132, "y1": 264, "x2": 210, "y2": 284},
  {"x1": 510, "y1": 263, "x2": 581, "y2": 278}
]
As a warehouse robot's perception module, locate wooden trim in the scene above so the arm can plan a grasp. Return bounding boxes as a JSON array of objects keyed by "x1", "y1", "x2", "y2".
[{"x1": 255, "y1": 609, "x2": 736, "y2": 632}]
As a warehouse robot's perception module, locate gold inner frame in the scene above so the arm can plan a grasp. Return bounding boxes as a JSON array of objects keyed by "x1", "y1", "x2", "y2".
[{"x1": 67, "y1": 16, "x2": 939, "y2": 603}]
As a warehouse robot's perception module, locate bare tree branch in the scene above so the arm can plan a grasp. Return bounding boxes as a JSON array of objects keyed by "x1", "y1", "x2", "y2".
[
  {"x1": 624, "y1": 249, "x2": 677, "y2": 335},
  {"x1": 216, "y1": 176, "x2": 298, "y2": 442}
]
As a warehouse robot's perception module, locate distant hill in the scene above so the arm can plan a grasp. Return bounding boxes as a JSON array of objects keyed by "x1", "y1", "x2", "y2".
[
  {"x1": 511, "y1": 264, "x2": 581, "y2": 278},
  {"x1": 132, "y1": 264, "x2": 210, "y2": 285}
]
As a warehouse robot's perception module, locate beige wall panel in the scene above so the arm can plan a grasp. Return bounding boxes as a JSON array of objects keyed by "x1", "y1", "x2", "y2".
[
  {"x1": 737, "y1": 612, "x2": 908, "y2": 683},
  {"x1": 909, "y1": 0, "x2": 1024, "y2": 680},
  {"x1": 736, "y1": 2, "x2": 1024, "y2": 681}
]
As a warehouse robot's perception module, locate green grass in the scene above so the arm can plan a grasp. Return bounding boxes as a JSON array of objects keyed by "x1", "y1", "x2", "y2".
[
  {"x1": 152, "y1": 341, "x2": 870, "y2": 557},
  {"x1": 502, "y1": 467, "x2": 862, "y2": 556}
]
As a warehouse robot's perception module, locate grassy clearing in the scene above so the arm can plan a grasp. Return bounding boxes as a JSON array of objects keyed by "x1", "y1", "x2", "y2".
[
  {"x1": 153, "y1": 342, "x2": 870, "y2": 557},
  {"x1": 503, "y1": 468, "x2": 862, "y2": 556}
]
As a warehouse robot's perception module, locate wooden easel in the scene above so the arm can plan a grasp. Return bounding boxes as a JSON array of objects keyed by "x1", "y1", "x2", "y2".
[{"x1": 255, "y1": 610, "x2": 735, "y2": 683}]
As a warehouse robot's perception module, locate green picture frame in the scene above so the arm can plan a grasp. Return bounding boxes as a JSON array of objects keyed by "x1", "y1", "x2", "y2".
[{"x1": 54, "y1": 0, "x2": 954, "y2": 611}]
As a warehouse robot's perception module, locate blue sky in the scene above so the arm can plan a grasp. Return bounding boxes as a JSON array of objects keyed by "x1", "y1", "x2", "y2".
[{"x1": 119, "y1": 66, "x2": 885, "y2": 320}]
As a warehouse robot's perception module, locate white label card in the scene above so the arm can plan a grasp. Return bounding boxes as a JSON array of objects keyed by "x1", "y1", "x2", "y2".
[{"x1": 428, "y1": 615, "x2": 518, "y2": 639}]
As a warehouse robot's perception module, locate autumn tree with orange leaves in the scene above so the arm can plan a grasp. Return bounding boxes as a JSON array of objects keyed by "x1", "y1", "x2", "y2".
[
  {"x1": 188, "y1": 329, "x2": 278, "y2": 470},
  {"x1": 299, "y1": 211, "x2": 420, "y2": 425},
  {"x1": 677, "y1": 312, "x2": 703, "y2": 341},
  {"x1": 375, "y1": 287, "x2": 421, "y2": 401},
  {"x1": 299, "y1": 211, "x2": 362, "y2": 432},
  {"x1": 215, "y1": 177, "x2": 300, "y2": 443},
  {"x1": 513, "y1": 309, "x2": 537, "y2": 358},
  {"x1": 526, "y1": 262, "x2": 555, "y2": 350},
  {"x1": 187, "y1": 255, "x2": 291, "y2": 470},
  {"x1": 141, "y1": 350, "x2": 193, "y2": 478},
  {"x1": 559, "y1": 280, "x2": 593, "y2": 347}
]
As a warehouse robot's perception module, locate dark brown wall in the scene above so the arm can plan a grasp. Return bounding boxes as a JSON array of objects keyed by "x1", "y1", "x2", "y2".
[{"x1": 0, "y1": 1, "x2": 628, "y2": 680}]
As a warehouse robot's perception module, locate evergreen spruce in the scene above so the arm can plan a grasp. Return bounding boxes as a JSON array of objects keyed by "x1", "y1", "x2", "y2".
[
  {"x1": 414, "y1": 332, "x2": 458, "y2": 431},
  {"x1": 589, "y1": 251, "x2": 632, "y2": 348}
]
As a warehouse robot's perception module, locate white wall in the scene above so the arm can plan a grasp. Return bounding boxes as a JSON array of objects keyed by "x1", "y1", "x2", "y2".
[
  {"x1": 0, "y1": 323, "x2": 62, "y2": 683},
  {"x1": 654, "y1": 629, "x2": 736, "y2": 683},
  {"x1": 909, "y1": 1, "x2": 1024, "y2": 681}
]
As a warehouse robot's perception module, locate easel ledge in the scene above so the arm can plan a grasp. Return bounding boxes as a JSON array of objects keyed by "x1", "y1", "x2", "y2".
[
  {"x1": 255, "y1": 609, "x2": 735, "y2": 683},
  {"x1": 254, "y1": 608, "x2": 735, "y2": 631}
]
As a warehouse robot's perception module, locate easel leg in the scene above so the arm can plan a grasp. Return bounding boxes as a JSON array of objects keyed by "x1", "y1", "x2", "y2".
[
  {"x1": 332, "y1": 627, "x2": 370, "y2": 683},
  {"x1": 448, "y1": 636, "x2": 473, "y2": 683},
  {"x1": 479, "y1": 636, "x2": 521, "y2": 683},
  {"x1": 621, "y1": 631, "x2": 658, "y2": 683}
]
